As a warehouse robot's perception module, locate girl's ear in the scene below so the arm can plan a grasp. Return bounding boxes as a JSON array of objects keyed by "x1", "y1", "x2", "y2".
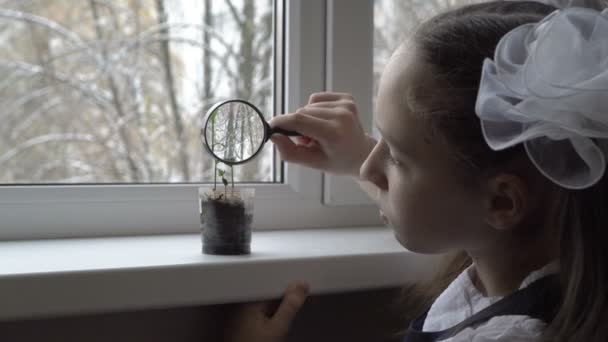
[{"x1": 483, "y1": 174, "x2": 529, "y2": 231}]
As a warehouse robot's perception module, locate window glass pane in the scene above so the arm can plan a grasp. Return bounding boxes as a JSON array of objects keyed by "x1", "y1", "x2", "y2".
[
  {"x1": 0, "y1": 0, "x2": 275, "y2": 184},
  {"x1": 373, "y1": 0, "x2": 484, "y2": 100}
]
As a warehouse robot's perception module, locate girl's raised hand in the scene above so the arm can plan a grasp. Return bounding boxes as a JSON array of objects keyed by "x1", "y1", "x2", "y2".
[
  {"x1": 225, "y1": 282, "x2": 310, "y2": 342},
  {"x1": 269, "y1": 92, "x2": 377, "y2": 177}
]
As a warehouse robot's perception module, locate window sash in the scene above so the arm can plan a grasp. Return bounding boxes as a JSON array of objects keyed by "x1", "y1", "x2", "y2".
[
  {"x1": 0, "y1": 0, "x2": 381, "y2": 240},
  {"x1": 323, "y1": 0, "x2": 375, "y2": 206}
]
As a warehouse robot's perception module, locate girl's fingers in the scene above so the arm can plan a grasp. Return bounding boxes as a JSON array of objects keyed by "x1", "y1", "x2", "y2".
[
  {"x1": 269, "y1": 113, "x2": 335, "y2": 142},
  {"x1": 308, "y1": 92, "x2": 354, "y2": 104},
  {"x1": 270, "y1": 135, "x2": 326, "y2": 168},
  {"x1": 294, "y1": 106, "x2": 343, "y2": 120},
  {"x1": 271, "y1": 282, "x2": 310, "y2": 332},
  {"x1": 295, "y1": 136, "x2": 313, "y2": 146},
  {"x1": 304, "y1": 100, "x2": 355, "y2": 110},
  {"x1": 243, "y1": 301, "x2": 273, "y2": 317}
]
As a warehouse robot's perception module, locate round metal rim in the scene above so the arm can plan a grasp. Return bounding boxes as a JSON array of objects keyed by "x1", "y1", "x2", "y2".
[{"x1": 202, "y1": 99, "x2": 268, "y2": 166}]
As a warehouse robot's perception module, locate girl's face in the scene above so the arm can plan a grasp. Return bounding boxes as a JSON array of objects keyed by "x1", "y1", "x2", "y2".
[{"x1": 361, "y1": 46, "x2": 490, "y2": 254}]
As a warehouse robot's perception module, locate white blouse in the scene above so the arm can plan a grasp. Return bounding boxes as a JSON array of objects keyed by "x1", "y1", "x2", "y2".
[{"x1": 422, "y1": 262, "x2": 559, "y2": 341}]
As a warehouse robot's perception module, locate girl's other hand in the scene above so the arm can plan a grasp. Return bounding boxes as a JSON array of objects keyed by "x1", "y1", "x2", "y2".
[
  {"x1": 226, "y1": 281, "x2": 310, "y2": 342},
  {"x1": 269, "y1": 92, "x2": 377, "y2": 177}
]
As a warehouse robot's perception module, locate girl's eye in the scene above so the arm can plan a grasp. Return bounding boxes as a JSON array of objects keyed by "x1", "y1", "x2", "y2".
[{"x1": 388, "y1": 154, "x2": 401, "y2": 166}]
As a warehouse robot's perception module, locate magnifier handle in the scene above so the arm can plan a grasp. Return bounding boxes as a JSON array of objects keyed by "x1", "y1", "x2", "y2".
[{"x1": 271, "y1": 127, "x2": 300, "y2": 137}]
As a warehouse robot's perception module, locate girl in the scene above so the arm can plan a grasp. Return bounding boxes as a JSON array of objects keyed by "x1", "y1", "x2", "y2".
[{"x1": 227, "y1": 1, "x2": 608, "y2": 341}]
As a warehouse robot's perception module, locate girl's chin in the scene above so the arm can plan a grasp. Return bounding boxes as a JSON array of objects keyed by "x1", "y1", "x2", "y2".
[
  {"x1": 391, "y1": 228, "x2": 442, "y2": 254},
  {"x1": 390, "y1": 227, "x2": 409, "y2": 247}
]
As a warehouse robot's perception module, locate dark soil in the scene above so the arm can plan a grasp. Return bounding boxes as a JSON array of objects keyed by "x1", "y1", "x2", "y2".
[{"x1": 200, "y1": 195, "x2": 252, "y2": 255}]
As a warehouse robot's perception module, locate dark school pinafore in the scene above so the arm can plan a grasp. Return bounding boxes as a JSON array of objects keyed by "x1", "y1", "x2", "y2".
[{"x1": 402, "y1": 274, "x2": 560, "y2": 342}]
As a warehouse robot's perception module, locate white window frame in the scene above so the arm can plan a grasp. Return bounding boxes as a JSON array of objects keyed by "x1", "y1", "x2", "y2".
[
  {"x1": 0, "y1": 0, "x2": 381, "y2": 240},
  {"x1": 323, "y1": 0, "x2": 376, "y2": 206}
]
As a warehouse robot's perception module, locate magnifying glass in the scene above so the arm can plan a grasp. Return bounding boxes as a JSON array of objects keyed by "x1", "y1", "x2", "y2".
[{"x1": 201, "y1": 99, "x2": 299, "y2": 165}]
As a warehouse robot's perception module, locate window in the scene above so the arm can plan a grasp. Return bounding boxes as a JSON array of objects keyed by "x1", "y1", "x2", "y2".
[
  {"x1": 0, "y1": 0, "x2": 275, "y2": 184},
  {"x1": 0, "y1": 0, "x2": 382, "y2": 240},
  {"x1": 373, "y1": 0, "x2": 486, "y2": 99}
]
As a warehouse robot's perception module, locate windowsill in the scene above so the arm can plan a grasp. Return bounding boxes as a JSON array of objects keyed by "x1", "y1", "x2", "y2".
[{"x1": 0, "y1": 227, "x2": 437, "y2": 321}]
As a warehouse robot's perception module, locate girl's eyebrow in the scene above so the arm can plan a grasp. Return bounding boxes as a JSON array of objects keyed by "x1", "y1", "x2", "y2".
[
  {"x1": 374, "y1": 120, "x2": 413, "y2": 157},
  {"x1": 374, "y1": 120, "x2": 394, "y2": 144}
]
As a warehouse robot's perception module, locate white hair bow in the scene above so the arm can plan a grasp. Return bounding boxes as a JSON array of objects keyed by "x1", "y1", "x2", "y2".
[
  {"x1": 539, "y1": 0, "x2": 607, "y2": 9},
  {"x1": 514, "y1": 0, "x2": 607, "y2": 9},
  {"x1": 475, "y1": 7, "x2": 608, "y2": 189}
]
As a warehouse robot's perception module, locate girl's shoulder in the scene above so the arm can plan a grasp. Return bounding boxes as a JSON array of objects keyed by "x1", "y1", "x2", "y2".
[
  {"x1": 423, "y1": 261, "x2": 559, "y2": 339},
  {"x1": 446, "y1": 315, "x2": 546, "y2": 342}
]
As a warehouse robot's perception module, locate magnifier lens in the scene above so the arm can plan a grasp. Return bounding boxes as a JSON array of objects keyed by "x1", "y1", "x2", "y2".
[{"x1": 204, "y1": 101, "x2": 266, "y2": 164}]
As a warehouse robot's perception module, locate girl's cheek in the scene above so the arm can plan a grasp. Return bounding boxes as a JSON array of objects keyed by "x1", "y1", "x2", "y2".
[
  {"x1": 389, "y1": 171, "x2": 428, "y2": 223},
  {"x1": 386, "y1": 165, "x2": 410, "y2": 194},
  {"x1": 386, "y1": 177, "x2": 409, "y2": 219}
]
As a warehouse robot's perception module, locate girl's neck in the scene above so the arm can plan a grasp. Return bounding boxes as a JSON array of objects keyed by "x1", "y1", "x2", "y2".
[
  {"x1": 470, "y1": 256, "x2": 553, "y2": 297},
  {"x1": 467, "y1": 231, "x2": 559, "y2": 297}
]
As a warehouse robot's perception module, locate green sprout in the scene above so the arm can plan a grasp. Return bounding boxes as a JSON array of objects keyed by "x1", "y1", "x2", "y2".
[
  {"x1": 218, "y1": 168, "x2": 228, "y2": 193},
  {"x1": 215, "y1": 162, "x2": 235, "y2": 196},
  {"x1": 208, "y1": 107, "x2": 236, "y2": 197}
]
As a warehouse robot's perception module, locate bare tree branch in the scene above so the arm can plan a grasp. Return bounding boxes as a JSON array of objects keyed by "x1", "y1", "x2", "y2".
[
  {"x1": 0, "y1": 133, "x2": 97, "y2": 166},
  {"x1": 0, "y1": 9, "x2": 83, "y2": 45},
  {"x1": 0, "y1": 86, "x2": 54, "y2": 120},
  {"x1": 33, "y1": 159, "x2": 94, "y2": 180},
  {"x1": 114, "y1": 22, "x2": 240, "y2": 65},
  {"x1": 225, "y1": 0, "x2": 244, "y2": 28},
  {"x1": 155, "y1": 0, "x2": 190, "y2": 181},
  {"x1": 89, "y1": 0, "x2": 141, "y2": 182},
  {"x1": 10, "y1": 97, "x2": 62, "y2": 140},
  {"x1": 0, "y1": 60, "x2": 114, "y2": 110}
]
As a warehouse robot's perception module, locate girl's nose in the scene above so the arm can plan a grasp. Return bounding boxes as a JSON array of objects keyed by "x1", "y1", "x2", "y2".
[{"x1": 360, "y1": 142, "x2": 388, "y2": 191}]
